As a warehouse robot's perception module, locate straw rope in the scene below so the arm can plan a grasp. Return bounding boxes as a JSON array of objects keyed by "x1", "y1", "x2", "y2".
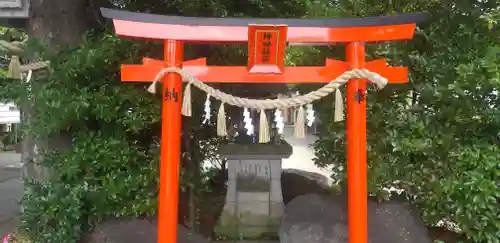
[
  {"x1": 148, "y1": 67, "x2": 387, "y2": 110},
  {"x1": 147, "y1": 67, "x2": 388, "y2": 143}
]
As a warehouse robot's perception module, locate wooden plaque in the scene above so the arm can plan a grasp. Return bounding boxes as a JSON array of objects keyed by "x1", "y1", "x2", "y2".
[{"x1": 247, "y1": 24, "x2": 287, "y2": 74}]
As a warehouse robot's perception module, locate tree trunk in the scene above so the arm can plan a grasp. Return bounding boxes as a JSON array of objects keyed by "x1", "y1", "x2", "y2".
[
  {"x1": 22, "y1": 0, "x2": 107, "y2": 179},
  {"x1": 28, "y1": 0, "x2": 98, "y2": 47}
]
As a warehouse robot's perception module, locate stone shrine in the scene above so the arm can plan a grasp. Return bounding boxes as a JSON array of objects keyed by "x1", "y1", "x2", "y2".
[{"x1": 215, "y1": 142, "x2": 292, "y2": 240}]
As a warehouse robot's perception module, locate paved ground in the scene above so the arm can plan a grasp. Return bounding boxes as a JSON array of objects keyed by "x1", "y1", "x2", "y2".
[{"x1": 0, "y1": 152, "x2": 23, "y2": 237}]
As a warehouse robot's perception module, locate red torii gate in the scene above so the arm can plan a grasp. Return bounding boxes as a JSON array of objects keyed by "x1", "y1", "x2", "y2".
[{"x1": 101, "y1": 8, "x2": 427, "y2": 243}]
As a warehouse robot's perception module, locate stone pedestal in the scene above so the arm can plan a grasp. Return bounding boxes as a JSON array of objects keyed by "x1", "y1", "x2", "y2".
[{"x1": 215, "y1": 142, "x2": 292, "y2": 240}]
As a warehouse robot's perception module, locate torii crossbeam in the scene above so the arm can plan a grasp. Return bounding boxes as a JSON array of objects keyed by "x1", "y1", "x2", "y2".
[{"x1": 101, "y1": 8, "x2": 427, "y2": 243}]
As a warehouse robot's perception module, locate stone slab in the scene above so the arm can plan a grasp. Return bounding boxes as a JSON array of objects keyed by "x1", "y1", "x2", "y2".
[{"x1": 279, "y1": 194, "x2": 432, "y2": 243}]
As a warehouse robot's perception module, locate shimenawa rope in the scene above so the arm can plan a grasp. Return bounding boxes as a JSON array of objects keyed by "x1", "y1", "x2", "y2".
[{"x1": 147, "y1": 67, "x2": 388, "y2": 143}]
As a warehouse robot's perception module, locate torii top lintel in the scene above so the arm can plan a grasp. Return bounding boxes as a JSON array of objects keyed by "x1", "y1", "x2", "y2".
[{"x1": 100, "y1": 8, "x2": 428, "y2": 44}]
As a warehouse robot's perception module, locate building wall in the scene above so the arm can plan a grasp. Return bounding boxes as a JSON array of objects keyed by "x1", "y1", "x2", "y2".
[
  {"x1": 281, "y1": 126, "x2": 333, "y2": 184},
  {"x1": 0, "y1": 0, "x2": 29, "y2": 18},
  {"x1": 0, "y1": 103, "x2": 20, "y2": 124}
]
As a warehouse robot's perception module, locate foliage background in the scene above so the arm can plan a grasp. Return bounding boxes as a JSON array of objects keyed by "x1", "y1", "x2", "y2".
[{"x1": 312, "y1": 1, "x2": 500, "y2": 243}]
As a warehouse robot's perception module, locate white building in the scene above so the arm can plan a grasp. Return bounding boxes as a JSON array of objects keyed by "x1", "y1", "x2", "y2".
[
  {"x1": 281, "y1": 123, "x2": 332, "y2": 185},
  {"x1": 0, "y1": 102, "x2": 20, "y2": 125},
  {"x1": 0, "y1": 0, "x2": 29, "y2": 28}
]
